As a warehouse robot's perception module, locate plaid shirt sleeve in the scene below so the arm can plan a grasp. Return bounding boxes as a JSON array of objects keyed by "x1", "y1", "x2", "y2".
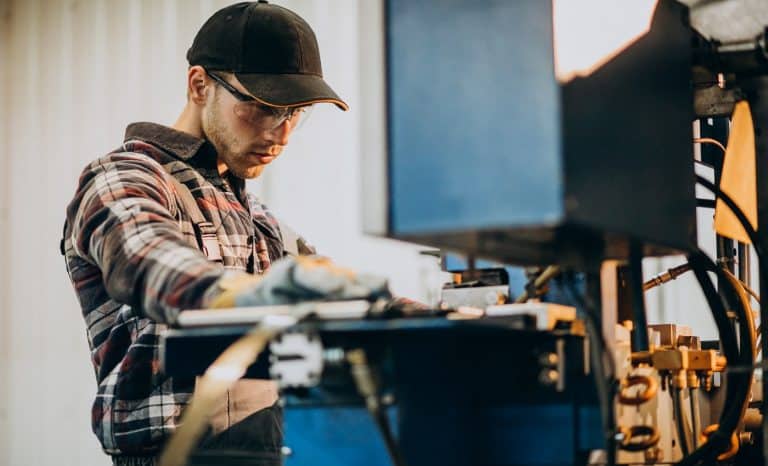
[{"x1": 66, "y1": 151, "x2": 225, "y2": 324}]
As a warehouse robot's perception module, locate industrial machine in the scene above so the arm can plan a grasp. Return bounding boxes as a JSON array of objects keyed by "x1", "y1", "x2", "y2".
[{"x1": 161, "y1": 0, "x2": 768, "y2": 465}]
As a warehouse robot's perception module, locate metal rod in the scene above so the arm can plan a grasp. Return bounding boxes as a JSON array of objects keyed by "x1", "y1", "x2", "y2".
[
  {"x1": 690, "y1": 387, "x2": 701, "y2": 449},
  {"x1": 738, "y1": 242, "x2": 751, "y2": 288},
  {"x1": 673, "y1": 387, "x2": 691, "y2": 456},
  {"x1": 629, "y1": 242, "x2": 649, "y2": 352}
]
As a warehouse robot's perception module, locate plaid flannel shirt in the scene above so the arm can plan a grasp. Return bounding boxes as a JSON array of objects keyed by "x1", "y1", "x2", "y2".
[{"x1": 62, "y1": 122, "x2": 296, "y2": 456}]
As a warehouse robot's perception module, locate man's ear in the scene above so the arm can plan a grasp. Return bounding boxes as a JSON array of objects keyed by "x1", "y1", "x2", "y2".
[{"x1": 187, "y1": 66, "x2": 209, "y2": 104}]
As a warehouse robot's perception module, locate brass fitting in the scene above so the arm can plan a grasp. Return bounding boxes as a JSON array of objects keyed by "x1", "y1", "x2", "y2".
[
  {"x1": 671, "y1": 370, "x2": 687, "y2": 389},
  {"x1": 687, "y1": 371, "x2": 700, "y2": 389}
]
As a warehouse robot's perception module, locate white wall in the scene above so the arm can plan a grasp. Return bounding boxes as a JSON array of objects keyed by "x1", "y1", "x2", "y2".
[
  {"x1": 0, "y1": 1, "x2": 748, "y2": 465},
  {"x1": 0, "y1": 1, "x2": 444, "y2": 465},
  {"x1": 1, "y1": 1, "x2": 11, "y2": 462}
]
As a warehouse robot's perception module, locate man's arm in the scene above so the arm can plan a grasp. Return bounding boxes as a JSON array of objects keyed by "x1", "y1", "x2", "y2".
[{"x1": 66, "y1": 152, "x2": 227, "y2": 324}]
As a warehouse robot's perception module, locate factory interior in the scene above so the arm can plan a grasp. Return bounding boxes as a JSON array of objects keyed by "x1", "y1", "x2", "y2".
[{"x1": 4, "y1": 0, "x2": 768, "y2": 465}]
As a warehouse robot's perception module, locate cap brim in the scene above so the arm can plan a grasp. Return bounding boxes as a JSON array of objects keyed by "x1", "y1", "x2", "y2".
[{"x1": 235, "y1": 73, "x2": 349, "y2": 111}]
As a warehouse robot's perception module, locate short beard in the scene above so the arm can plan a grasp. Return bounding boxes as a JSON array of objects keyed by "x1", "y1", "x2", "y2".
[{"x1": 202, "y1": 90, "x2": 265, "y2": 180}]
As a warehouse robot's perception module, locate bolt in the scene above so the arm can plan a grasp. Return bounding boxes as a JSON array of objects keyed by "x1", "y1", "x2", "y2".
[
  {"x1": 539, "y1": 352, "x2": 559, "y2": 367},
  {"x1": 539, "y1": 369, "x2": 559, "y2": 386}
]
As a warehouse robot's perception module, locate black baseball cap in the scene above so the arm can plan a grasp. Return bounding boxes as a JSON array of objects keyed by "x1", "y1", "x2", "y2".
[{"x1": 187, "y1": 1, "x2": 348, "y2": 111}]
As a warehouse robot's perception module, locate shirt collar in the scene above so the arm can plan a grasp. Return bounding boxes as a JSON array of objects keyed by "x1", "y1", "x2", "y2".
[
  {"x1": 124, "y1": 122, "x2": 249, "y2": 203},
  {"x1": 124, "y1": 122, "x2": 207, "y2": 161}
]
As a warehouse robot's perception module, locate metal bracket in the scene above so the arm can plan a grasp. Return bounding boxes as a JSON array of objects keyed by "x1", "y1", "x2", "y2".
[
  {"x1": 694, "y1": 85, "x2": 742, "y2": 118},
  {"x1": 269, "y1": 332, "x2": 324, "y2": 388}
]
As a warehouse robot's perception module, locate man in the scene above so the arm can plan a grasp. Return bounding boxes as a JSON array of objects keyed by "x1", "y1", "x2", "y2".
[{"x1": 62, "y1": 2, "x2": 382, "y2": 465}]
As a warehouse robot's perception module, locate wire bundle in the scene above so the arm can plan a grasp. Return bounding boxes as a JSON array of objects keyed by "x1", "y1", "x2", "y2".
[{"x1": 674, "y1": 176, "x2": 759, "y2": 465}]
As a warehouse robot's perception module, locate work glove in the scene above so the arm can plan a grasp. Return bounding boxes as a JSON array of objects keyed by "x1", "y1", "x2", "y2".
[{"x1": 208, "y1": 255, "x2": 392, "y2": 309}]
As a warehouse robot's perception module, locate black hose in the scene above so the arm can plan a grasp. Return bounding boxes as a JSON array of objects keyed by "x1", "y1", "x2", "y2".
[
  {"x1": 678, "y1": 257, "x2": 737, "y2": 465},
  {"x1": 713, "y1": 254, "x2": 755, "y2": 443},
  {"x1": 676, "y1": 251, "x2": 753, "y2": 465},
  {"x1": 694, "y1": 175, "x2": 763, "y2": 450}
]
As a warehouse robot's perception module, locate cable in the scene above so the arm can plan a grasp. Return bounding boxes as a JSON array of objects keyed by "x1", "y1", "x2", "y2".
[
  {"x1": 694, "y1": 137, "x2": 727, "y2": 154},
  {"x1": 563, "y1": 274, "x2": 617, "y2": 466},
  {"x1": 640, "y1": 261, "x2": 754, "y2": 322},
  {"x1": 722, "y1": 267, "x2": 759, "y2": 358},
  {"x1": 675, "y1": 252, "x2": 749, "y2": 466},
  {"x1": 348, "y1": 349, "x2": 407, "y2": 466},
  {"x1": 704, "y1": 254, "x2": 754, "y2": 421},
  {"x1": 695, "y1": 174, "x2": 765, "y2": 412},
  {"x1": 676, "y1": 251, "x2": 754, "y2": 466},
  {"x1": 701, "y1": 424, "x2": 740, "y2": 460},
  {"x1": 695, "y1": 175, "x2": 766, "y2": 360},
  {"x1": 732, "y1": 274, "x2": 761, "y2": 304}
]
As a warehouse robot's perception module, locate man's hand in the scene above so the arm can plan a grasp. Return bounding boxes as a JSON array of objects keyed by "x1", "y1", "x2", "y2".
[{"x1": 208, "y1": 256, "x2": 392, "y2": 309}]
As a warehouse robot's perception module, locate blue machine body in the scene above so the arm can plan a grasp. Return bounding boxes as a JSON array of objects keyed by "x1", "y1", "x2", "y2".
[
  {"x1": 284, "y1": 404, "x2": 602, "y2": 466},
  {"x1": 378, "y1": 0, "x2": 696, "y2": 264},
  {"x1": 387, "y1": 0, "x2": 563, "y2": 235},
  {"x1": 284, "y1": 407, "x2": 395, "y2": 466},
  {"x1": 162, "y1": 320, "x2": 602, "y2": 466},
  {"x1": 279, "y1": 319, "x2": 603, "y2": 466}
]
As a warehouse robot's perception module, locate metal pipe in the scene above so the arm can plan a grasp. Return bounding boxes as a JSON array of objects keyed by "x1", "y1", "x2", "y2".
[{"x1": 690, "y1": 387, "x2": 701, "y2": 449}]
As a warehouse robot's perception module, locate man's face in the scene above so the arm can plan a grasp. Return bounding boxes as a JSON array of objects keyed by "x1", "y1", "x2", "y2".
[{"x1": 201, "y1": 74, "x2": 301, "y2": 179}]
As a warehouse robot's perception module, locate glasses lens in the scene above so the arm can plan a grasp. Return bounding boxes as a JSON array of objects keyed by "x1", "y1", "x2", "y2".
[
  {"x1": 233, "y1": 102, "x2": 312, "y2": 130},
  {"x1": 233, "y1": 102, "x2": 272, "y2": 125},
  {"x1": 291, "y1": 106, "x2": 313, "y2": 131}
]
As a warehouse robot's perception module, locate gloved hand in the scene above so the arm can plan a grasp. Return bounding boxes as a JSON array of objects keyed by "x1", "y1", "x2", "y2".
[{"x1": 208, "y1": 255, "x2": 392, "y2": 309}]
